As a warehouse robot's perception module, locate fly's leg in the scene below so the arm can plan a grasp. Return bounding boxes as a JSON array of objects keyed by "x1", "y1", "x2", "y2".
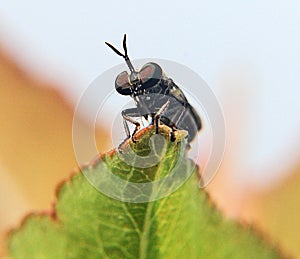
[
  {"x1": 152, "y1": 100, "x2": 177, "y2": 142},
  {"x1": 169, "y1": 125, "x2": 177, "y2": 142},
  {"x1": 169, "y1": 105, "x2": 187, "y2": 142},
  {"x1": 121, "y1": 108, "x2": 141, "y2": 143},
  {"x1": 153, "y1": 100, "x2": 170, "y2": 134}
]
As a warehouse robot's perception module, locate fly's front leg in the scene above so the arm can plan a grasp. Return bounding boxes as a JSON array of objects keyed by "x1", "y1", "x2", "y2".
[
  {"x1": 121, "y1": 108, "x2": 141, "y2": 143},
  {"x1": 153, "y1": 100, "x2": 170, "y2": 134},
  {"x1": 153, "y1": 100, "x2": 182, "y2": 142}
]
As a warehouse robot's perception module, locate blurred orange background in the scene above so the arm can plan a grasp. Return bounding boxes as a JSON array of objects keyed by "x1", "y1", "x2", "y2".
[
  {"x1": 0, "y1": 2, "x2": 300, "y2": 258},
  {"x1": 0, "y1": 47, "x2": 111, "y2": 256}
]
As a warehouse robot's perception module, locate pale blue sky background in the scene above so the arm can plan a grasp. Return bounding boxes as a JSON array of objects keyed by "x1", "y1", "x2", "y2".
[{"x1": 0, "y1": 1, "x2": 299, "y2": 188}]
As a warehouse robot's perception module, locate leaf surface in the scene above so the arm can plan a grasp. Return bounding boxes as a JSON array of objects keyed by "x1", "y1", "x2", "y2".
[{"x1": 8, "y1": 126, "x2": 281, "y2": 259}]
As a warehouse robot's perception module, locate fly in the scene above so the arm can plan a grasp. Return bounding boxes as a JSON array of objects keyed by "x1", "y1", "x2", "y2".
[{"x1": 105, "y1": 34, "x2": 202, "y2": 145}]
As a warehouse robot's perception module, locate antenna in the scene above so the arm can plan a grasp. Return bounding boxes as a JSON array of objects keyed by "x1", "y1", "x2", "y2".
[{"x1": 105, "y1": 34, "x2": 135, "y2": 73}]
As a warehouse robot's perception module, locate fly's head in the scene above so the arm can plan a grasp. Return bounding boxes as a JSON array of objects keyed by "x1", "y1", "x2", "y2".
[{"x1": 105, "y1": 34, "x2": 163, "y2": 97}]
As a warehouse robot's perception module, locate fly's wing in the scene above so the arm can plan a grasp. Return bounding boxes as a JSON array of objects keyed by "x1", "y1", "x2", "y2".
[
  {"x1": 168, "y1": 82, "x2": 189, "y2": 105},
  {"x1": 168, "y1": 82, "x2": 202, "y2": 142},
  {"x1": 186, "y1": 103, "x2": 202, "y2": 130},
  {"x1": 174, "y1": 103, "x2": 201, "y2": 142}
]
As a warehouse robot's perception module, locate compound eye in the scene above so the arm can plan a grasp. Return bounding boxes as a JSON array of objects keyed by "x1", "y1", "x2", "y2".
[
  {"x1": 115, "y1": 71, "x2": 132, "y2": 95},
  {"x1": 139, "y1": 62, "x2": 162, "y2": 90}
]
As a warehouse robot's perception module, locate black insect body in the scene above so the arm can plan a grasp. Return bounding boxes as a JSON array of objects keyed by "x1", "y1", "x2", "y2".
[{"x1": 105, "y1": 35, "x2": 202, "y2": 144}]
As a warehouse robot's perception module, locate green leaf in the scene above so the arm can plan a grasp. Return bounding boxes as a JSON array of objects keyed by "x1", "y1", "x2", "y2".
[{"x1": 7, "y1": 126, "x2": 281, "y2": 258}]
